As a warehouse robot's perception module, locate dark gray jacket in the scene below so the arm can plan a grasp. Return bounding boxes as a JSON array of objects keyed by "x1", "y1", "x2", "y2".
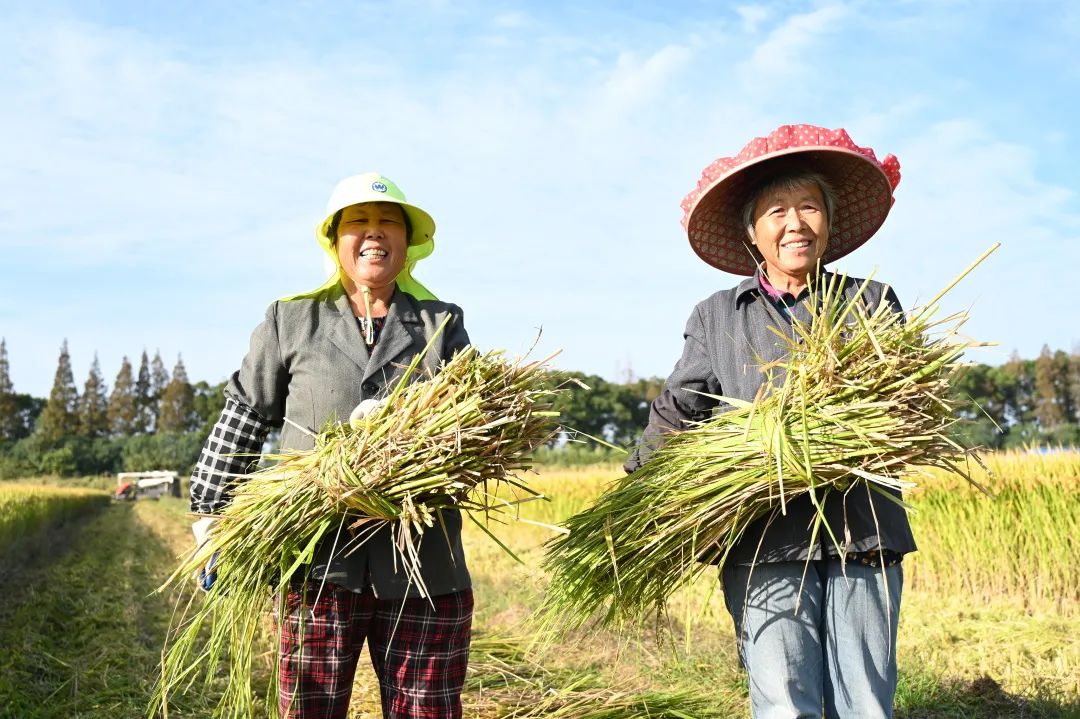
[
  {"x1": 225, "y1": 284, "x2": 472, "y2": 597},
  {"x1": 625, "y1": 271, "x2": 917, "y2": 563}
]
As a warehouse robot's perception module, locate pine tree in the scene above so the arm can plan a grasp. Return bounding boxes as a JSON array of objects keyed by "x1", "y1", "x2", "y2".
[
  {"x1": 108, "y1": 357, "x2": 139, "y2": 436},
  {"x1": 150, "y1": 350, "x2": 169, "y2": 432},
  {"x1": 37, "y1": 339, "x2": 80, "y2": 444},
  {"x1": 1071, "y1": 346, "x2": 1080, "y2": 426},
  {"x1": 134, "y1": 350, "x2": 153, "y2": 434},
  {"x1": 158, "y1": 355, "x2": 196, "y2": 432},
  {"x1": 1034, "y1": 344, "x2": 1063, "y2": 429},
  {"x1": 0, "y1": 339, "x2": 19, "y2": 441},
  {"x1": 1052, "y1": 350, "x2": 1075, "y2": 425},
  {"x1": 77, "y1": 354, "x2": 110, "y2": 438}
]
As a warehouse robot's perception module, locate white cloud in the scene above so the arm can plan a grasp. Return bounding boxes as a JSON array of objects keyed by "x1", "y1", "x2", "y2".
[
  {"x1": 735, "y1": 4, "x2": 772, "y2": 33},
  {"x1": 736, "y1": 4, "x2": 849, "y2": 83},
  {"x1": 841, "y1": 118, "x2": 1080, "y2": 363},
  {"x1": 2, "y1": 2, "x2": 1078, "y2": 398},
  {"x1": 600, "y1": 45, "x2": 693, "y2": 111},
  {"x1": 492, "y1": 11, "x2": 529, "y2": 29}
]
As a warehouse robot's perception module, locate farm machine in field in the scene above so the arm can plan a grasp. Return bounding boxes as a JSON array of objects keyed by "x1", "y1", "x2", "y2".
[{"x1": 114, "y1": 471, "x2": 180, "y2": 501}]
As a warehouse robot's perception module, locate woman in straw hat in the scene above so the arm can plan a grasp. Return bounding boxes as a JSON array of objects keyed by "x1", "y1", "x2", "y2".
[
  {"x1": 189, "y1": 173, "x2": 473, "y2": 718},
  {"x1": 626, "y1": 125, "x2": 910, "y2": 718}
]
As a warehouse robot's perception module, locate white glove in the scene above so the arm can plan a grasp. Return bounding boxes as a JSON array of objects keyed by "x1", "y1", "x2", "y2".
[
  {"x1": 191, "y1": 517, "x2": 218, "y2": 592},
  {"x1": 192, "y1": 516, "x2": 216, "y2": 547},
  {"x1": 349, "y1": 398, "x2": 388, "y2": 425}
]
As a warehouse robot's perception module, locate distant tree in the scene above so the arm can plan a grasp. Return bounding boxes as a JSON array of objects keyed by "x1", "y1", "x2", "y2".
[
  {"x1": 0, "y1": 338, "x2": 19, "y2": 442},
  {"x1": 192, "y1": 380, "x2": 227, "y2": 436},
  {"x1": 9, "y1": 393, "x2": 45, "y2": 441},
  {"x1": 1001, "y1": 351, "x2": 1036, "y2": 426},
  {"x1": 37, "y1": 339, "x2": 80, "y2": 445},
  {"x1": 134, "y1": 350, "x2": 153, "y2": 434},
  {"x1": 77, "y1": 354, "x2": 110, "y2": 438},
  {"x1": 121, "y1": 432, "x2": 204, "y2": 475},
  {"x1": 1071, "y1": 346, "x2": 1080, "y2": 425},
  {"x1": 950, "y1": 363, "x2": 1010, "y2": 448},
  {"x1": 159, "y1": 355, "x2": 196, "y2": 432},
  {"x1": 551, "y1": 372, "x2": 656, "y2": 447},
  {"x1": 1052, "y1": 349, "x2": 1075, "y2": 425},
  {"x1": 108, "y1": 356, "x2": 139, "y2": 436},
  {"x1": 150, "y1": 350, "x2": 169, "y2": 431},
  {"x1": 1034, "y1": 345, "x2": 1064, "y2": 429},
  {"x1": 626, "y1": 376, "x2": 664, "y2": 429}
]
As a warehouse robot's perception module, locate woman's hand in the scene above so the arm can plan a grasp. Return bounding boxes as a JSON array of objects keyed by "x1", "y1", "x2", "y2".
[
  {"x1": 192, "y1": 517, "x2": 218, "y2": 592},
  {"x1": 349, "y1": 398, "x2": 388, "y2": 426}
]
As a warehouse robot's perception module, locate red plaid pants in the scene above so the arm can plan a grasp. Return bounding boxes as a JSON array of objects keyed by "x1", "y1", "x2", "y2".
[{"x1": 278, "y1": 584, "x2": 473, "y2": 719}]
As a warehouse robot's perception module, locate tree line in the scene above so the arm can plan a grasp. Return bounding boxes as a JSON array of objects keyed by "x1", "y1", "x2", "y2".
[
  {"x1": 0, "y1": 339, "x2": 225, "y2": 478},
  {"x1": 951, "y1": 346, "x2": 1080, "y2": 449},
  {"x1": 1, "y1": 338, "x2": 1077, "y2": 479},
  {"x1": 551, "y1": 344, "x2": 1080, "y2": 455}
]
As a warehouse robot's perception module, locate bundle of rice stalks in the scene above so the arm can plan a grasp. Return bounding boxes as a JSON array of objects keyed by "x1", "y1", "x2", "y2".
[
  {"x1": 541, "y1": 248, "x2": 997, "y2": 631},
  {"x1": 151, "y1": 337, "x2": 561, "y2": 718}
]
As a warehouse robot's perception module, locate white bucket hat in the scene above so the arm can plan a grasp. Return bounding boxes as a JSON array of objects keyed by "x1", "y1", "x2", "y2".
[
  {"x1": 318, "y1": 172, "x2": 436, "y2": 248},
  {"x1": 286, "y1": 172, "x2": 439, "y2": 301}
]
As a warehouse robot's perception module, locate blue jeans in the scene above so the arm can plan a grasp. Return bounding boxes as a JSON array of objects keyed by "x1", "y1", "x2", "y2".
[{"x1": 722, "y1": 559, "x2": 903, "y2": 719}]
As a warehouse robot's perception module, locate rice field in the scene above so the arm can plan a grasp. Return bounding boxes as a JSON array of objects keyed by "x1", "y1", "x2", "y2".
[
  {"x1": 466, "y1": 452, "x2": 1080, "y2": 715},
  {"x1": 0, "y1": 483, "x2": 109, "y2": 551},
  {"x1": 906, "y1": 451, "x2": 1080, "y2": 614},
  {"x1": 506, "y1": 452, "x2": 1080, "y2": 613},
  {"x1": 0, "y1": 449, "x2": 1076, "y2": 717}
]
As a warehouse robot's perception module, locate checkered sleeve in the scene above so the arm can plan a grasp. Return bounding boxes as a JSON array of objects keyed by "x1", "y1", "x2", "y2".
[{"x1": 189, "y1": 397, "x2": 272, "y2": 514}]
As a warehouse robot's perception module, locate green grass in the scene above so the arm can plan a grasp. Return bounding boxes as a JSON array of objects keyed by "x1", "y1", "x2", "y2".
[{"x1": 0, "y1": 498, "x2": 260, "y2": 719}]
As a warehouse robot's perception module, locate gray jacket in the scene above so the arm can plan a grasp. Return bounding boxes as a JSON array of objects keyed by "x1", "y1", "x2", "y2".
[
  {"x1": 225, "y1": 283, "x2": 472, "y2": 597},
  {"x1": 626, "y1": 271, "x2": 917, "y2": 563}
]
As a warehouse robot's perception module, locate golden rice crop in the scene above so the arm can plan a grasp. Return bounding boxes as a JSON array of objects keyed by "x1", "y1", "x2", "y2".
[
  {"x1": 0, "y1": 484, "x2": 109, "y2": 549},
  {"x1": 151, "y1": 339, "x2": 562, "y2": 718},
  {"x1": 906, "y1": 451, "x2": 1079, "y2": 612},
  {"x1": 541, "y1": 250, "x2": 997, "y2": 631}
]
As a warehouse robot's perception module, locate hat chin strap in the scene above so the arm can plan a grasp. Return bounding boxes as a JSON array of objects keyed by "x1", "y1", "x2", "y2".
[{"x1": 360, "y1": 286, "x2": 376, "y2": 345}]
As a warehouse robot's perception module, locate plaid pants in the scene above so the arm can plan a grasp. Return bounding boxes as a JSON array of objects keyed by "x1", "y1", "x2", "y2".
[{"x1": 278, "y1": 584, "x2": 473, "y2": 718}]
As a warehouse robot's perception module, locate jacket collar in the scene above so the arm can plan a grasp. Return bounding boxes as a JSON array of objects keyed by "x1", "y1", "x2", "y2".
[
  {"x1": 363, "y1": 289, "x2": 424, "y2": 383},
  {"x1": 326, "y1": 283, "x2": 424, "y2": 381},
  {"x1": 735, "y1": 265, "x2": 833, "y2": 306}
]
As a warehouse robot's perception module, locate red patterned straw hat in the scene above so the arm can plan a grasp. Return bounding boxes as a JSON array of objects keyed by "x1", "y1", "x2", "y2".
[{"x1": 681, "y1": 124, "x2": 901, "y2": 275}]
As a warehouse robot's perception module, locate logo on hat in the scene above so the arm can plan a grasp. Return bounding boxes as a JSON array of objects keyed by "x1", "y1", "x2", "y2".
[{"x1": 371, "y1": 181, "x2": 388, "y2": 193}]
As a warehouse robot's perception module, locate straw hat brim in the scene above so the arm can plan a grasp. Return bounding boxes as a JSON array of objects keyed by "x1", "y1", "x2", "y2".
[{"x1": 686, "y1": 147, "x2": 894, "y2": 276}]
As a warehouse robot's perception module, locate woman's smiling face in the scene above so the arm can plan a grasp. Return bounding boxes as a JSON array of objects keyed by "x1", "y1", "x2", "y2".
[
  {"x1": 750, "y1": 181, "x2": 830, "y2": 283},
  {"x1": 334, "y1": 202, "x2": 409, "y2": 292}
]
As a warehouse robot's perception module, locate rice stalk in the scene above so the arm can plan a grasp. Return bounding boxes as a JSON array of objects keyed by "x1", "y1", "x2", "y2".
[
  {"x1": 540, "y1": 249, "x2": 998, "y2": 631},
  {"x1": 150, "y1": 338, "x2": 562, "y2": 718},
  {"x1": 466, "y1": 635, "x2": 724, "y2": 718}
]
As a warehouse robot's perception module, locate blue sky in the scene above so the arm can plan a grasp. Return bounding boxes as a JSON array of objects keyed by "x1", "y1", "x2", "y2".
[{"x1": 1, "y1": 0, "x2": 1077, "y2": 397}]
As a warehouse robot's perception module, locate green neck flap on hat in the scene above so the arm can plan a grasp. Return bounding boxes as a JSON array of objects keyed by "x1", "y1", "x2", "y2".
[{"x1": 279, "y1": 215, "x2": 437, "y2": 303}]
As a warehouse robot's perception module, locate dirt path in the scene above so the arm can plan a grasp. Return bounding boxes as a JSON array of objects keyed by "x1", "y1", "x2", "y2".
[
  {"x1": 0, "y1": 498, "x2": 404, "y2": 718},
  {"x1": 0, "y1": 500, "x2": 215, "y2": 718}
]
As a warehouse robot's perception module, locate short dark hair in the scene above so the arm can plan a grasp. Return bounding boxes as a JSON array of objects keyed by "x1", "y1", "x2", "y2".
[
  {"x1": 741, "y1": 169, "x2": 837, "y2": 242},
  {"x1": 327, "y1": 204, "x2": 414, "y2": 245},
  {"x1": 328, "y1": 210, "x2": 343, "y2": 244}
]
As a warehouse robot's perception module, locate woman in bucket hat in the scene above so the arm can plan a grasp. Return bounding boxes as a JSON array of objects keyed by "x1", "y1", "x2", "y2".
[
  {"x1": 189, "y1": 173, "x2": 474, "y2": 718},
  {"x1": 626, "y1": 125, "x2": 910, "y2": 718}
]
